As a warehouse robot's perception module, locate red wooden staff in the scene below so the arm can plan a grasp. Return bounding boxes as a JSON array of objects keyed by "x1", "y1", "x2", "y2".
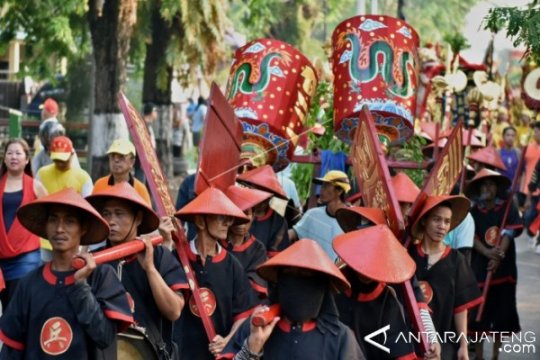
[
  {"x1": 118, "y1": 91, "x2": 217, "y2": 341},
  {"x1": 476, "y1": 131, "x2": 530, "y2": 321},
  {"x1": 72, "y1": 236, "x2": 163, "y2": 270}
]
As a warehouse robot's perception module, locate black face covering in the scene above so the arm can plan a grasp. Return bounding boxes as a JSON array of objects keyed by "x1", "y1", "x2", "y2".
[{"x1": 277, "y1": 272, "x2": 328, "y2": 323}]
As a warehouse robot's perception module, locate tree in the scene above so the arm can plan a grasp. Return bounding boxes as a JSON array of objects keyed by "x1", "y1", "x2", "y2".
[
  {"x1": 0, "y1": 0, "x2": 138, "y2": 178},
  {"x1": 137, "y1": 0, "x2": 229, "y2": 177},
  {"x1": 484, "y1": 0, "x2": 540, "y2": 62}
]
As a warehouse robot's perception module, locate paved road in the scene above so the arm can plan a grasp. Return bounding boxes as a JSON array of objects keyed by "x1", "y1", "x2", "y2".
[{"x1": 479, "y1": 234, "x2": 540, "y2": 359}]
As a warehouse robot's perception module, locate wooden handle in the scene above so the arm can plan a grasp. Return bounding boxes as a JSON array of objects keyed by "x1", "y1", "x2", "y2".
[
  {"x1": 252, "y1": 304, "x2": 281, "y2": 327},
  {"x1": 71, "y1": 236, "x2": 163, "y2": 269}
]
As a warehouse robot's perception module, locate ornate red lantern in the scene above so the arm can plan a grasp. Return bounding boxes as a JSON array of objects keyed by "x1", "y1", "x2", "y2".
[
  {"x1": 332, "y1": 15, "x2": 420, "y2": 147},
  {"x1": 226, "y1": 38, "x2": 318, "y2": 171}
]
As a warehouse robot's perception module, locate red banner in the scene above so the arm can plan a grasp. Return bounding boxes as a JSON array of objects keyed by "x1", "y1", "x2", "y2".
[
  {"x1": 118, "y1": 93, "x2": 217, "y2": 340},
  {"x1": 195, "y1": 82, "x2": 243, "y2": 194},
  {"x1": 351, "y1": 106, "x2": 405, "y2": 236}
]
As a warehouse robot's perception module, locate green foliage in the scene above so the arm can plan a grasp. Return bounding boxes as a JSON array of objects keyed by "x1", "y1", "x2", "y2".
[
  {"x1": 484, "y1": 0, "x2": 540, "y2": 62},
  {"x1": 0, "y1": 0, "x2": 89, "y2": 79},
  {"x1": 443, "y1": 32, "x2": 470, "y2": 55},
  {"x1": 291, "y1": 80, "x2": 349, "y2": 202},
  {"x1": 392, "y1": 135, "x2": 427, "y2": 187}
]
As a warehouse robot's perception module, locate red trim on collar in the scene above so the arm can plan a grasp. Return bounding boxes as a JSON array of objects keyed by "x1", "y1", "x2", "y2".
[
  {"x1": 250, "y1": 280, "x2": 268, "y2": 296},
  {"x1": 232, "y1": 235, "x2": 256, "y2": 252},
  {"x1": 277, "y1": 318, "x2": 317, "y2": 332},
  {"x1": 255, "y1": 207, "x2": 273, "y2": 221},
  {"x1": 43, "y1": 262, "x2": 76, "y2": 286},
  {"x1": 357, "y1": 282, "x2": 386, "y2": 302},
  {"x1": 103, "y1": 310, "x2": 134, "y2": 332},
  {"x1": 416, "y1": 243, "x2": 449, "y2": 259},
  {"x1": 186, "y1": 241, "x2": 226, "y2": 263}
]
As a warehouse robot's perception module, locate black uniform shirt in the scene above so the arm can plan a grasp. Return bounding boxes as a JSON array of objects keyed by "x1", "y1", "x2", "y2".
[{"x1": 0, "y1": 263, "x2": 133, "y2": 359}]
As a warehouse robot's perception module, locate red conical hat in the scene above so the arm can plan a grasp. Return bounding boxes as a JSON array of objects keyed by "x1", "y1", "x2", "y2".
[
  {"x1": 411, "y1": 195, "x2": 470, "y2": 237},
  {"x1": 440, "y1": 128, "x2": 484, "y2": 148},
  {"x1": 422, "y1": 138, "x2": 447, "y2": 158},
  {"x1": 467, "y1": 146, "x2": 506, "y2": 171},
  {"x1": 175, "y1": 187, "x2": 249, "y2": 224},
  {"x1": 333, "y1": 225, "x2": 416, "y2": 283},
  {"x1": 391, "y1": 172, "x2": 420, "y2": 204},
  {"x1": 17, "y1": 188, "x2": 110, "y2": 245},
  {"x1": 225, "y1": 185, "x2": 273, "y2": 212},
  {"x1": 86, "y1": 182, "x2": 160, "y2": 234},
  {"x1": 464, "y1": 168, "x2": 511, "y2": 199},
  {"x1": 336, "y1": 206, "x2": 387, "y2": 232},
  {"x1": 237, "y1": 165, "x2": 288, "y2": 199},
  {"x1": 257, "y1": 239, "x2": 350, "y2": 292}
]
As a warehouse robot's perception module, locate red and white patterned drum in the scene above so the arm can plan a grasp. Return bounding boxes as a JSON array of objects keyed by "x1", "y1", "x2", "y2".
[
  {"x1": 332, "y1": 15, "x2": 419, "y2": 146},
  {"x1": 226, "y1": 38, "x2": 318, "y2": 171}
]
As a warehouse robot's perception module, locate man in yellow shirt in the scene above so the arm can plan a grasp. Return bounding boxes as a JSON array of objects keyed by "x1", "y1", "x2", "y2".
[
  {"x1": 36, "y1": 135, "x2": 93, "y2": 260},
  {"x1": 92, "y1": 138, "x2": 151, "y2": 205}
]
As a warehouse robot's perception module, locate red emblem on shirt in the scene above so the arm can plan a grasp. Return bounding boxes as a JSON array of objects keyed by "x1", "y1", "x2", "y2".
[
  {"x1": 40, "y1": 317, "x2": 73, "y2": 355},
  {"x1": 485, "y1": 226, "x2": 499, "y2": 246},
  {"x1": 189, "y1": 287, "x2": 217, "y2": 318},
  {"x1": 419, "y1": 281, "x2": 434, "y2": 304}
]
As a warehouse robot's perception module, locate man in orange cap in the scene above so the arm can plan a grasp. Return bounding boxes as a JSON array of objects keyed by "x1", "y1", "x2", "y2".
[
  {"x1": 221, "y1": 239, "x2": 365, "y2": 359},
  {"x1": 0, "y1": 189, "x2": 133, "y2": 358},
  {"x1": 224, "y1": 185, "x2": 273, "y2": 299},
  {"x1": 87, "y1": 182, "x2": 187, "y2": 358},
  {"x1": 333, "y1": 225, "x2": 419, "y2": 360},
  {"x1": 237, "y1": 165, "x2": 291, "y2": 257},
  {"x1": 289, "y1": 170, "x2": 351, "y2": 261},
  {"x1": 464, "y1": 169, "x2": 522, "y2": 360},
  {"x1": 410, "y1": 195, "x2": 483, "y2": 360},
  {"x1": 175, "y1": 187, "x2": 257, "y2": 359}
]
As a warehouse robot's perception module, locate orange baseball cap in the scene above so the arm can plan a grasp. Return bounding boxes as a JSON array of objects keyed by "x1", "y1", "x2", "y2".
[
  {"x1": 40, "y1": 98, "x2": 59, "y2": 116},
  {"x1": 49, "y1": 136, "x2": 74, "y2": 162}
]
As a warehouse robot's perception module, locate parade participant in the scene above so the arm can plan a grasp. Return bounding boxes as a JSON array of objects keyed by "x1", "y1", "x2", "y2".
[
  {"x1": 224, "y1": 185, "x2": 273, "y2": 298},
  {"x1": 467, "y1": 146, "x2": 507, "y2": 173},
  {"x1": 221, "y1": 239, "x2": 365, "y2": 360},
  {"x1": 0, "y1": 188, "x2": 133, "y2": 359},
  {"x1": 289, "y1": 170, "x2": 350, "y2": 261},
  {"x1": 0, "y1": 139, "x2": 48, "y2": 309},
  {"x1": 498, "y1": 126, "x2": 521, "y2": 181},
  {"x1": 333, "y1": 225, "x2": 417, "y2": 360},
  {"x1": 410, "y1": 195, "x2": 483, "y2": 360},
  {"x1": 93, "y1": 138, "x2": 151, "y2": 205},
  {"x1": 522, "y1": 122, "x2": 540, "y2": 241},
  {"x1": 515, "y1": 109, "x2": 532, "y2": 147},
  {"x1": 36, "y1": 135, "x2": 93, "y2": 197},
  {"x1": 465, "y1": 169, "x2": 522, "y2": 360},
  {"x1": 491, "y1": 106, "x2": 511, "y2": 149},
  {"x1": 36, "y1": 135, "x2": 93, "y2": 261},
  {"x1": 237, "y1": 165, "x2": 290, "y2": 256},
  {"x1": 175, "y1": 187, "x2": 257, "y2": 359},
  {"x1": 86, "y1": 182, "x2": 187, "y2": 359}
]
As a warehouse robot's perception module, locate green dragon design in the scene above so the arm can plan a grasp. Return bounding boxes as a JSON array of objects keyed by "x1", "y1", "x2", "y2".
[
  {"x1": 227, "y1": 52, "x2": 282, "y2": 100},
  {"x1": 344, "y1": 33, "x2": 415, "y2": 98}
]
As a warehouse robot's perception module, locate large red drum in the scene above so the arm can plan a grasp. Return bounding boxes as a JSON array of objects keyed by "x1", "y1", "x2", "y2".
[
  {"x1": 226, "y1": 38, "x2": 318, "y2": 171},
  {"x1": 332, "y1": 15, "x2": 419, "y2": 147}
]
